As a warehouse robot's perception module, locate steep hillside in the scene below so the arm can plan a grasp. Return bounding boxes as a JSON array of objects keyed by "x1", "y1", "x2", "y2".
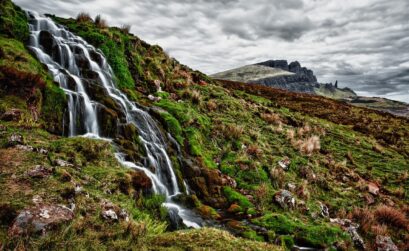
[{"x1": 0, "y1": 1, "x2": 408, "y2": 250}]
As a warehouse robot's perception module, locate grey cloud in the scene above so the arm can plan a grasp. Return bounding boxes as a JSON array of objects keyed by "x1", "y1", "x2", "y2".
[{"x1": 12, "y1": 0, "x2": 409, "y2": 102}]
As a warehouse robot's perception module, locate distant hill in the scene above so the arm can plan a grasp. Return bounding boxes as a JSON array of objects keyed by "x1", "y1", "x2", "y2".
[{"x1": 211, "y1": 60, "x2": 357, "y2": 99}]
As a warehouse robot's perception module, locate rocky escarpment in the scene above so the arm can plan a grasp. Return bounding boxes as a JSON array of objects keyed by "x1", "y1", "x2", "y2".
[
  {"x1": 212, "y1": 60, "x2": 356, "y2": 99},
  {"x1": 254, "y1": 60, "x2": 323, "y2": 95},
  {"x1": 256, "y1": 60, "x2": 317, "y2": 84}
]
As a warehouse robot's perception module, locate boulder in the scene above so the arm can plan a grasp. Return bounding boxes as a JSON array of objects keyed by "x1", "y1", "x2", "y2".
[
  {"x1": 8, "y1": 204, "x2": 74, "y2": 237},
  {"x1": 39, "y1": 31, "x2": 54, "y2": 56},
  {"x1": 274, "y1": 190, "x2": 295, "y2": 210},
  {"x1": 1, "y1": 109, "x2": 22, "y2": 121},
  {"x1": 100, "y1": 200, "x2": 128, "y2": 222},
  {"x1": 330, "y1": 218, "x2": 365, "y2": 250},
  {"x1": 375, "y1": 235, "x2": 398, "y2": 251},
  {"x1": 26, "y1": 165, "x2": 52, "y2": 179},
  {"x1": 368, "y1": 182, "x2": 380, "y2": 196},
  {"x1": 53, "y1": 159, "x2": 74, "y2": 168},
  {"x1": 7, "y1": 133, "x2": 24, "y2": 147},
  {"x1": 278, "y1": 157, "x2": 291, "y2": 171},
  {"x1": 131, "y1": 170, "x2": 153, "y2": 191}
]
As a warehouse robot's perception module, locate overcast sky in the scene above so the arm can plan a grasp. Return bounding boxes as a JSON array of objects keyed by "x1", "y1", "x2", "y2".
[{"x1": 14, "y1": 0, "x2": 409, "y2": 102}]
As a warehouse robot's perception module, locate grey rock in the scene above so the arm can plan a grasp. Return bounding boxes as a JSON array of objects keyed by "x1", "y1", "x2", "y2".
[
  {"x1": 376, "y1": 235, "x2": 398, "y2": 251},
  {"x1": 9, "y1": 204, "x2": 74, "y2": 236},
  {"x1": 274, "y1": 190, "x2": 295, "y2": 210},
  {"x1": 8, "y1": 134, "x2": 24, "y2": 146},
  {"x1": 54, "y1": 159, "x2": 74, "y2": 168}
]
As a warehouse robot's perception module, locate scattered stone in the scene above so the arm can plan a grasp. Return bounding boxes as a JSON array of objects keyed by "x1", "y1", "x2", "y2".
[
  {"x1": 15, "y1": 144, "x2": 34, "y2": 151},
  {"x1": 100, "y1": 200, "x2": 128, "y2": 222},
  {"x1": 319, "y1": 202, "x2": 329, "y2": 218},
  {"x1": 274, "y1": 190, "x2": 295, "y2": 210},
  {"x1": 375, "y1": 235, "x2": 398, "y2": 251},
  {"x1": 1, "y1": 109, "x2": 22, "y2": 121},
  {"x1": 53, "y1": 159, "x2": 74, "y2": 168},
  {"x1": 7, "y1": 133, "x2": 24, "y2": 147},
  {"x1": 8, "y1": 204, "x2": 74, "y2": 237},
  {"x1": 101, "y1": 209, "x2": 118, "y2": 221},
  {"x1": 32, "y1": 195, "x2": 43, "y2": 204},
  {"x1": 278, "y1": 157, "x2": 291, "y2": 170},
  {"x1": 26, "y1": 165, "x2": 52, "y2": 179},
  {"x1": 286, "y1": 183, "x2": 296, "y2": 192},
  {"x1": 147, "y1": 94, "x2": 161, "y2": 102},
  {"x1": 330, "y1": 218, "x2": 365, "y2": 250},
  {"x1": 74, "y1": 184, "x2": 83, "y2": 194},
  {"x1": 368, "y1": 182, "x2": 380, "y2": 196},
  {"x1": 36, "y1": 148, "x2": 48, "y2": 155},
  {"x1": 119, "y1": 209, "x2": 129, "y2": 222}
]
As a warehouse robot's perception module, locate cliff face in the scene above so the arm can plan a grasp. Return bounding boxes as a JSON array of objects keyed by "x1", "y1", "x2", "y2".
[
  {"x1": 212, "y1": 60, "x2": 356, "y2": 98},
  {"x1": 256, "y1": 60, "x2": 317, "y2": 83}
]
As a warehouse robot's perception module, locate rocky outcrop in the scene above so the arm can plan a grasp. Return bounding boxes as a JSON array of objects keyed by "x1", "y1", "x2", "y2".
[
  {"x1": 256, "y1": 60, "x2": 318, "y2": 84},
  {"x1": 181, "y1": 158, "x2": 236, "y2": 209},
  {"x1": 9, "y1": 204, "x2": 74, "y2": 237}
]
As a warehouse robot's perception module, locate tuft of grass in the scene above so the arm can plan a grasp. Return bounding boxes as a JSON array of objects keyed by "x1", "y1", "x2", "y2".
[
  {"x1": 76, "y1": 12, "x2": 93, "y2": 23},
  {"x1": 374, "y1": 205, "x2": 408, "y2": 230},
  {"x1": 94, "y1": 14, "x2": 108, "y2": 29}
]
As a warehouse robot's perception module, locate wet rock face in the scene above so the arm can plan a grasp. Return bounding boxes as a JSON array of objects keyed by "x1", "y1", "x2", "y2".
[
  {"x1": 8, "y1": 204, "x2": 74, "y2": 237},
  {"x1": 39, "y1": 31, "x2": 54, "y2": 56},
  {"x1": 131, "y1": 170, "x2": 153, "y2": 191}
]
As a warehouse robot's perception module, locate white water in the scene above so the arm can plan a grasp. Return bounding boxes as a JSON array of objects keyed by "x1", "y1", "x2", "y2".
[{"x1": 27, "y1": 11, "x2": 201, "y2": 228}]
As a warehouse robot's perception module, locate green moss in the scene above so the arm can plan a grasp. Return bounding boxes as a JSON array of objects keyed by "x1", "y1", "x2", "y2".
[
  {"x1": 42, "y1": 83, "x2": 67, "y2": 134},
  {"x1": 223, "y1": 187, "x2": 254, "y2": 211},
  {"x1": 252, "y1": 213, "x2": 348, "y2": 247},
  {"x1": 242, "y1": 230, "x2": 264, "y2": 242},
  {"x1": 0, "y1": 0, "x2": 29, "y2": 41},
  {"x1": 158, "y1": 111, "x2": 183, "y2": 144}
]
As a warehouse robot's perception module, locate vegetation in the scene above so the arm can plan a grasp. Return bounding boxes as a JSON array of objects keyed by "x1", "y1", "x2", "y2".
[{"x1": 0, "y1": 0, "x2": 408, "y2": 249}]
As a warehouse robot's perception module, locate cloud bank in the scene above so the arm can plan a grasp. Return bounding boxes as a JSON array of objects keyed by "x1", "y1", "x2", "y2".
[{"x1": 14, "y1": 0, "x2": 409, "y2": 102}]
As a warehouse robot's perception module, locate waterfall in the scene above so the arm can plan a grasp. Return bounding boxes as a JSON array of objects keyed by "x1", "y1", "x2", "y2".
[{"x1": 27, "y1": 11, "x2": 202, "y2": 228}]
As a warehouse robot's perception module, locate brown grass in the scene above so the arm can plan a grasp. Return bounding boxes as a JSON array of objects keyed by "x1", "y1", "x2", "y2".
[
  {"x1": 374, "y1": 205, "x2": 408, "y2": 230},
  {"x1": 299, "y1": 135, "x2": 320, "y2": 156},
  {"x1": 120, "y1": 24, "x2": 132, "y2": 34},
  {"x1": 269, "y1": 167, "x2": 285, "y2": 189},
  {"x1": 206, "y1": 100, "x2": 218, "y2": 111},
  {"x1": 76, "y1": 12, "x2": 93, "y2": 23},
  {"x1": 247, "y1": 144, "x2": 262, "y2": 158},
  {"x1": 94, "y1": 14, "x2": 108, "y2": 29},
  {"x1": 218, "y1": 79, "x2": 409, "y2": 156},
  {"x1": 260, "y1": 113, "x2": 281, "y2": 125}
]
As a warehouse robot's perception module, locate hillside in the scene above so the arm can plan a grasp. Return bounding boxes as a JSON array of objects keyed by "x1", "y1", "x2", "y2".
[{"x1": 0, "y1": 1, "x2": 408, "y2": 250}]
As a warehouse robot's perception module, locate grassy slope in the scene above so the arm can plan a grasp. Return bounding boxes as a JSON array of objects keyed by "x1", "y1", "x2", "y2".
[
  {"x1": 54, "y1": 15, "x2": 408, "y2": 248},
  {"x1": 40, "y1": 11, "x2": 409, "y2": 250},
  {"x1": 0, "y1": 1, "x2": 408, "y2": 250},
  {"x1": 0, "y1": 1, "x2": 281, "y2": 250}
]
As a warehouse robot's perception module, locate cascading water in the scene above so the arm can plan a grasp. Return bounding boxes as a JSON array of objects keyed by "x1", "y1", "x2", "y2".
[{"x1": 27, "y1": 11, "x2": 202, "y2": 228}]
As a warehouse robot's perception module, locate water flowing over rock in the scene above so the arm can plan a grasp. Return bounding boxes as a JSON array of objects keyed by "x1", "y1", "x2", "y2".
[{"x1": 27, "y1": 12, "x2": 202, "y2": 229}]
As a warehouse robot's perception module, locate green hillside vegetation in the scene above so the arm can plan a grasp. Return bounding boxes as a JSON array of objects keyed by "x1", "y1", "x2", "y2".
[{"x1": 0, "y1": 1, "x2": 408, "y2": 250}]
